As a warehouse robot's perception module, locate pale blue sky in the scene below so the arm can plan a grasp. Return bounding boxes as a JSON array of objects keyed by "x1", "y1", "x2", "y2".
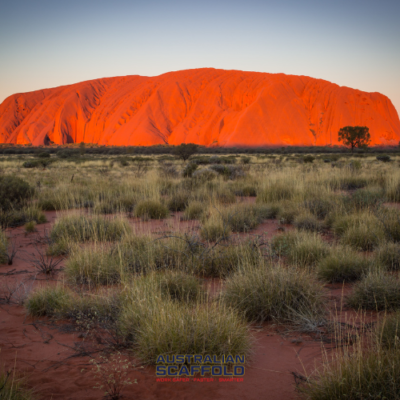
[{"x1": 1, "y1": 0, "x2": 399, "y2": 114}]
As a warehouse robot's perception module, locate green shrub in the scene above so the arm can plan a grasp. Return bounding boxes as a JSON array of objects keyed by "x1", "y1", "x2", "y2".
[
  {"x1": 37, "y1": 152, "x2": 51, "y2": 158},
  {"x1": 375, "y1": 242, "x2": 400, "y2": 271},
  {"x1": 377, "y1": 155, "x2": 391, "y2": 162},
  {"x1": 25, "y1": 286, "x2": 72, "y2": 317},
  {"x1": 317, "y1": 246, "x2": 371, "y2": 282},
  {"x1": 347, "y1": 272, "x2": 400, "y2": 310},
  {"x1": 0, "y1": 175, "x2": 34, "y2": 211},
  {"x1": 224, "y1": 264, "x2": 326, "y2": 329},
  {"x1": 134, "y1": 200, "x2": 169, "y2": 219},
  {"x1": 303, "y1": 155, "x2": 315, "y2": 163}
]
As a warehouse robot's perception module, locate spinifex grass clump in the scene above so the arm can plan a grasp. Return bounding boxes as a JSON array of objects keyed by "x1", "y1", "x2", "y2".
[
  {"x1": 220, "y1": 203, "x2": 267, "y2": 233},
  {"x1": 0, "y1": 367, "x2": 35, "y2": 400},
  {"x1": 294, "y1": 212, "x2": 321, "y2": 232},
  {"x1": 301, "y1": 344, "x2": 400, "y2": 400},
  {"x1": 377, "y1": 207, "x2": 400, "y2": 242},
  {"x1": 223, "y1": 264, "x2": 326, "y2": 330},
  {"x1": 257, "y1": 181, "x2": 296, "y2": 203},
  {"x1": 346, "y1": 187, "x2": 383, "y2": 210},
  {"x1": 50, "y1": 214, "x2": 131, "y2": 244},
  {"x1": 134, "y1": 200, "x2": 169, "y2": 219},
  {"x1": 375, "y1": 242, "x2": 400, "y2": 271},
  {"x1": 25, "y1": 286, "x2": 72, "y2": 317},
  {"x1": 182, "y1": 200, "x2": 205, "y2": 220},
  {"x1": 271, "y1": 230, "x2": 330, "y2": 268},
  {"x1": 158, "y1": 271, "x2": 202, "y2": 302},
  {"x1": 347, "y1": 272, "x2": 400, "y2": 310},
  {"x1": 375, "y1": 312, "x2": 400, "y2": 349},
  {"x1": 194, "y1": 241, "x2": 262, "y2": 278},
  {"x1": 167, "y1": 191, "x2": 189, "y2": 212},
  {"x1": 317, "y1": 246, "x2": 371, "y2": 283},
  {"x1": 119, "y1": 275, "x2": 251, "y2": 365},
  {"x1": 65, "y1": 244, "x2": 123, "y2": 286},
  {"x1": 0, "y1": 230, "x2": 7, "y2": 264},
  {"x1": 200, "y1": 220, "x2": 231, "y2": 242},
  {"x1": 332, "y1": 211, "x2": 385, "y2": 251}
]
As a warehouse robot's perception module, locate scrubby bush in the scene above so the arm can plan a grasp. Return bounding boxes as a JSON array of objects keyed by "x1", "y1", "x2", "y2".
[
  {"x1": 192, "y1": 168, "x2": 217, "y2": 182},
  {"x1": 347, "y1": 272, "x2": 400, "y2": 310},
  {"x1": 278, "y1": 202, "x2": 300, "y2": 224},
  {"x1": 134, "y1": 200, "x2": 169, "y2": 219},
  {"x1": 303, "y1": 155, "x2": 315, "y2": 163},
  {"x1": 182, "y1": 162, "x2": 198, "y2": 178},
  {"x1": 317, "y1": 246, "x2": 371, "y2": 282},
  {"x1": 221, "y1": 204, "x2": 260, "y2": 233},
  {"x1": 0, "y1": 175, "x2": 34, "y2": 211},
  {"x1": 38, "y1": 152, "x2": 51, "y2": 158},
  {"x1": 224, "y1": 264, "x2": 326, "y2": 329},
  {"x1": 377, "y1": 155, "x2": 391, "y2": 162}
]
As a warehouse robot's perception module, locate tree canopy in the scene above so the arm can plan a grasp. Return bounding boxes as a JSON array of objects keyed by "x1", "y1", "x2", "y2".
[
  {"x1": 172, "y1": 143, "x2": 199, "y2": 162},
  {"x1": 338, "y1": 126, "x2": 371, "y2": 152}
]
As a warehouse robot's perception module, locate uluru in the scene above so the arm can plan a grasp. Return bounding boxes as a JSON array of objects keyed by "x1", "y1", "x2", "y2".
[{"x1": 0, "y1": 68, "x2": 399, "y2": 147}]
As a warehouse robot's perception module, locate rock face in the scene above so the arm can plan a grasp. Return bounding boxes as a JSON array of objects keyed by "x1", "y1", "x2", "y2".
[{"x1": 1, "y1": 68, "x2": 399, "y2": 146}]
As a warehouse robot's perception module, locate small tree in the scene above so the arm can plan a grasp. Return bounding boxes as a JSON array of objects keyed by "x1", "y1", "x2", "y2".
[
  {"x1": 172, "y1": 143, "x2": 198, "y2": 162},
  {"x1": 79, "y1": 141, "x2": 86, "y2": 156},
  {"x1": 338, "y1": 126, "x2": 371, "y2": 152}
]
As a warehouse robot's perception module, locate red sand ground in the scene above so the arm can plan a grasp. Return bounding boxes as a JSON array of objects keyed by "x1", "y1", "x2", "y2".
[
  {"x1": 0, "y1": 210, "x2": 372, "y2": 400},
  {"x1": 1, "y1": 68, "x2": 399, "y2": 147}
]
